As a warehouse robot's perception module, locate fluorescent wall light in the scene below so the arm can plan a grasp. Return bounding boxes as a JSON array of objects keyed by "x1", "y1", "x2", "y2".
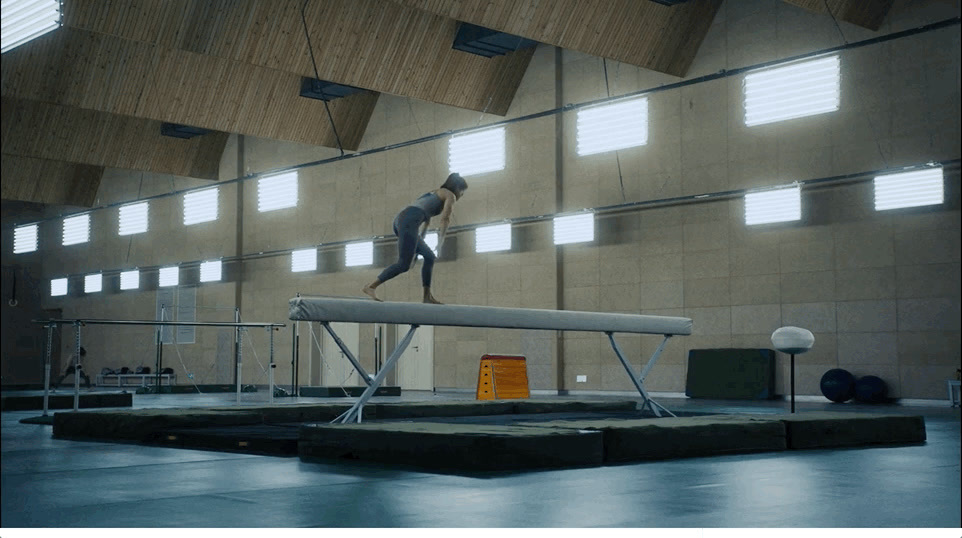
[
  {"x1": 577, "y1": 97, "x2": 648, "y2": 156},
  {"x1": 62, "y1": 214, "x2": 90, "y2": 246},
  {"x1": 475, "y1": 223, "x2": 511, "y2": 253},
  {"x1": 258, "y1": 171, "x2": 298, "y2": 212},
  {"x1": 199, "y1": 260, "x2": 222, "y2": 282},
  {"x1": 874, "y1": 167, "x2": 944, "y2": 211},
  {"x1": 1, "y1": 0, "x2": 61, "y2": 54},
  {"x1": 553, "y1": 213, "x2": 594, "y2": 245},
  {"x1": 745, "y1": 184, "x2": 801, "y2": 225},
  {"x1": 159, "y1": 266, "x2": 179, "y2": 287},
  {"x1": 345, "y1": 241, "x2": 373, "y2": 267},
  {"x1": 744, "y1": 55, "x2": 840, "y2": 127},
  {"x1": 118, "y1": 201, "x2": 149, "y2": 236},
  {"x1": 84, "y1": 273, "x2": 102, "y2": 294},
  {"x1": 120, "y1": 270, "x2": 140, "y2": 290},
  {"x1": 291, "y1": 248, "x2": 317, "y2": 272},
  {"x1": 50, "y1": 277, "x2": 67, "y2": 297},
  {"x1": 13, "y1": 224, "x2": 38, "y2": 253},
  {"x1": 448, "y1": 127, "x2": 505, "y2": 176},
  {"x1": 184, "y1": 187, "x2": 219, "y2": 225}
]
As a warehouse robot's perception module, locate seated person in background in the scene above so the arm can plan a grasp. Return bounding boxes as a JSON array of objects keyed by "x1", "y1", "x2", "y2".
[{"x1": 54, "y1": 347, "x2": 91, "y2": 389}]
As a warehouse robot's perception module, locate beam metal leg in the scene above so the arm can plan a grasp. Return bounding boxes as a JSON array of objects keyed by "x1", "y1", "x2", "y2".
[
  {"x1": 321, "y1": 322, "x2": 373, "y2": 386},
  {"x1": 333, "y1": 324, "x2": 419, "y2": 424},
  {"x1": 607, "y1": 332, "x2": 675, "y2": 417}
]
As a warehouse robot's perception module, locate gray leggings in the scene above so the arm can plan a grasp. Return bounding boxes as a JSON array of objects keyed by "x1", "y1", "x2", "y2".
[{"x1": 377, "y1": 206, "x2": 437, "y2": 287}]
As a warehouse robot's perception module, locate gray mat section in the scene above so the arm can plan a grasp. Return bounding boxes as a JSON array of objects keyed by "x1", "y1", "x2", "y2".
[{"x1": 299, "y1": 421, "x2": 605, "y2": 471}]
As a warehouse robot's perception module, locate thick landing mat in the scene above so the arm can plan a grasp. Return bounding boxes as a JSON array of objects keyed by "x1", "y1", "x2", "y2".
[
  {"x1": 299, "y1": 386, "x2": 400, "y2": 397},
  {"x1": 775, "y1": 412, "x2": 927, "y2": 448},
  {"x1": 298, "y1": 412, "x2": 926, "y2": 471},
  {"x1": 155, "y1": 424, "x2": 302, "y2": 455},
  {"x1": 515, "y1": 415, "x2": 787, "y2": 462},
  {"x1": 299, "y1": 421, "x2": 605, "y2": 471},
  {"x1": 1, "y1": 392, "x2": 132, "y2": 411},
  {"x1": 51, "y1": 399, "x2": 640, "y2": 442}
]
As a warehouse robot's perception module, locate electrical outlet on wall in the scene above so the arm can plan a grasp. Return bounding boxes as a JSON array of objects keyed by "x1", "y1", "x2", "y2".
[{"x1": 576, "y1": 375, "x2": 587, "y2": 382}]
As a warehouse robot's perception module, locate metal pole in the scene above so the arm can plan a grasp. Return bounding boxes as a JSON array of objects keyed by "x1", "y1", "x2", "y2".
[
  {"x1": 73, "y1": 322, "x2": 81, "y2": 412},
  {"x1": 790, "y1": 353, "x2": 796, "y2": 414},
  {"x1": 335, "y1": 324, "x2": 419, "y2": 424},
  {"x1": 235, "y1": 309, "x2": 242, "y2": 404},
  {"x1": 321, "y1": 322, "x2": 372, "y2": 385},
  {"x1": 269, "y1": 327, "x2": 275, "y2": 405},
  {"x1": 42, "y1": 323, "x2": 53, "y2": 417},
  {"x1": 156, "y1": 305, "x2": 165, "y2": 392},
  {"x1": 291, "y1": 320, "x2": 298, "y2": 395}
]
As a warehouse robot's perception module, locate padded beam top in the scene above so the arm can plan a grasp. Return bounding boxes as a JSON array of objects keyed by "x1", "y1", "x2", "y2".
[{"x1": 289, "y1": 296, "x2": 692, "y2": 335}]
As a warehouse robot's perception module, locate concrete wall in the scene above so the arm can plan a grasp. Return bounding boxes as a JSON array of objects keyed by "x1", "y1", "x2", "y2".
[{"x1": 8, "y1": 0, "x2": 959, "y2": 399}]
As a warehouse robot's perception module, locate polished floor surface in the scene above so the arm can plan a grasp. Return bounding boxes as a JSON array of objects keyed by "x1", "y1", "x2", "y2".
[{"x1": 2, "y1": 390, "x2": 959, "y2": 528}]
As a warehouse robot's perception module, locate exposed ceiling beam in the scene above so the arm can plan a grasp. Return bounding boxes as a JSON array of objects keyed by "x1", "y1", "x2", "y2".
[
  {"x1": 0, "y1": 27, "x2": 378, "y2": 150},
  {"x1": 1, "y1": 155, "x2": 103, "y2": 207},
  {"x1": 61, "y1": 0, "x2": 534, "y2": 115},
  {"x1": 782, "y1": 0, "x2": 895, "y2": 31},
  {"x1": 2, "y1": 97, "x2": 229, "y2": 181},
  {"x1": 390, "y1": 0, "x2": 724, "y2": 77}
]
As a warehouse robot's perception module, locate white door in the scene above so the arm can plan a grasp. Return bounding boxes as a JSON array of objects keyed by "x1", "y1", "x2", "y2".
[
  {"x1": 396, "y1": 325, "x2": 433, "y2": 390},
  {"x1": 321, "y1": 322, "x2": 361, "y2": 386}
]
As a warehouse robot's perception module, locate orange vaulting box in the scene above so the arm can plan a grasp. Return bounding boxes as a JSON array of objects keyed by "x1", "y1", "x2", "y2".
[{"x1": 476, "y1": 355, "x2": 530, "y2": 400}]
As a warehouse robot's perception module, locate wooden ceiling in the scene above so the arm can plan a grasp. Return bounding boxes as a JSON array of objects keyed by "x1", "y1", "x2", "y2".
[{"x1": 1, "y1": 0, "x2": 897, "y2": 209}]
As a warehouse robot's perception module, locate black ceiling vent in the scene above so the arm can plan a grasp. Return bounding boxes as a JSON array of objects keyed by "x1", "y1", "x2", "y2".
[
  {"x1": 161, "y1": 123, "x2": 209, "y2": 139},
  {"x1": 300, "y1": 78, "x2": 366, "y2": 101},
  {"x1": 452, "y1": 22, "x2": 538, "y2": 58}
]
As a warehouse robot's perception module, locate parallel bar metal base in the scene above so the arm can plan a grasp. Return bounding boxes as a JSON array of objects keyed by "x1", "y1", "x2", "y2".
[
  {"x1": 607, "y1": 332, "x2": 675, "y2": 418},
  {"x1": 333, "y1": 324, "x2": 419, "y2": 424}
]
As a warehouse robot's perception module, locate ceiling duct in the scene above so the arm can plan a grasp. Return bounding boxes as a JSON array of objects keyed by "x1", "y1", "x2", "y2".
[
  {"x1": 300, "y1": 78, "x2": 367, "y2": 101},
  {"x1": 161, "y1": 123, "x2": 209, "y2": 139},
  {"x1": 452, "y1": 22, "x2": 538, "y2": 58}
]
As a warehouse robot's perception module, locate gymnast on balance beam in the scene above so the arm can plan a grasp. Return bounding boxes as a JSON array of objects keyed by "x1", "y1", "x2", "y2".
[{"x1": 363, "y1": 172, "x2": 468, "y2": 304}]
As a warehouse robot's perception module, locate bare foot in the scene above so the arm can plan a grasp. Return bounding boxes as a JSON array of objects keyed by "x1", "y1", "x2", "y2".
[
  {"x1": 362, "y1": 286, "x2": 382, "y2": 302},
  {"x1": 423, "y1": 294, "x2": 442, "y2": 304}
]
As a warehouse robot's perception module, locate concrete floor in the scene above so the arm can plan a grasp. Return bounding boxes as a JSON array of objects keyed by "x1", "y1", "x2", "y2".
[{"x1": 1, "y1": 390, "x2": 959, "y2": 528}]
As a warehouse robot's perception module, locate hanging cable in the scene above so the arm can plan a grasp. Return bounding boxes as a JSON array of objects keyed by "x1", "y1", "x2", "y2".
[
  {"x1": 603, "y1": 58, "x2": 628, "y2": 201},
  {"x1": 301, "y1": 0, "x2": 346, "y2": 156},
  {"x1": 822, "y1": 0, "x2": 889, "y2": 168}
]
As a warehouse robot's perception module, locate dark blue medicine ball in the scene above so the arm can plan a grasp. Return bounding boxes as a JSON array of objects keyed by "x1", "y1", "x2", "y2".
[
  {"x1": 854, "y1": 375, "x2": 888, "y2": 404},
  {"x1": 820, "y1": 368, "x2": 856, "y2": 403}
]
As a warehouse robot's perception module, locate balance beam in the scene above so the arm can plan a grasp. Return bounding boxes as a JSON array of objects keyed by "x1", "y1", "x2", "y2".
[{"x1": 289, "y1": 296, "x2": 693, "y2": 423}]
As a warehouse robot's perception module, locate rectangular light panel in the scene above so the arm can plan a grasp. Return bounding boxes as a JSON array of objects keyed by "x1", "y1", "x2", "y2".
[
  {"x1": 577, "y1": 97, "x2": 648, "y2": 156},
  {"x1": 874, "y1": 167, "x2": 944, "y2": 211},
  {"x1": 84, "y1": 273, "x2": 102, "y2": 294},
  {"x1": 120, "y1": 270, "x2": 140, "y2": 290},
  {"x1": 118, "y1": 201, "x2": 149, "y2": 236},
  {"x1": 159, "y1": 266, "x2": 179, "y2": 287},
  {"x1": 448, "y1": 127, "x2": 505, "y2": 176},
  {"x1": 553, "y1": 213, "x2": 594, "y2": 245},
  {"x1": 745, "y1": 184, "x2": 802, "y2": 225},
  {"x1": 345, "y1": 241, "x2": 373, "y2": 267},
  {"x1": 258, "y1": 171, "x2": 298, "y2": 212},
  {"x1": 475, "y1": 223, "x2": 512, "y2": 253},
  {"x1": 291, "y1": 248, "x2": 317, "y2": 272},
  {"x1": 184, "y1": 187, "x2": 218, "y2": 225},
  {"x1": 1, "y1": 0, "x2": 61, "y2": 54},
  {"x1": 62, "y1": 214, "x2": 90, "y2": 246},
  {"x1": 744, "y1": 55, "x2": 840, "y2": 127},
  {"x1": 50, "y1": 277, "x2": 67, "y2": 297},
  {"x1": 13, "y1": 224, "x2": 38, "y2": 253},
  {"x1": 199, "y1": 260, "x2": 222, "y2": 282}
]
